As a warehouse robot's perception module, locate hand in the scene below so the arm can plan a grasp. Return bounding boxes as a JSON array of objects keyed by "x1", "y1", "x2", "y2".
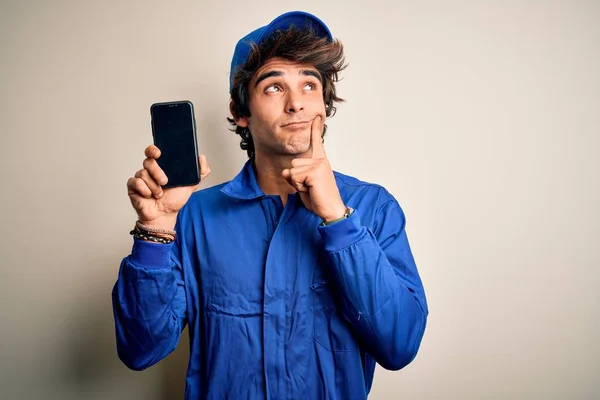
[
  {"x1": 126, "y1": 145, "x2": 211, "y2": 229},
  {"x1": 282, "y1": 115, "x2": 346, "y2": 222}
]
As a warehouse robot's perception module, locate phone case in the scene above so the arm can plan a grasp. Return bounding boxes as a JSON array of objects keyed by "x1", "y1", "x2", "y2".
[{"x1": 150, "y1": 100, "x2": 201, "y2": 188}]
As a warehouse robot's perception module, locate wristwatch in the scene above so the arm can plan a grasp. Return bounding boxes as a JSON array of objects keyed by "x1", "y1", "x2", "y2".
[{"x1": 320, "y1": 207, "x2": 355, "y2": 226}]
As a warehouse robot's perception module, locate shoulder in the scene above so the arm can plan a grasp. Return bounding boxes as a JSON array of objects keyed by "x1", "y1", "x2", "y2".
[
  {"x1": 333, "y1": 171, "x2": 408, "y2": 232},
  {"x1": 333, "y1": 170, "x2": 397, "y2": 207}
]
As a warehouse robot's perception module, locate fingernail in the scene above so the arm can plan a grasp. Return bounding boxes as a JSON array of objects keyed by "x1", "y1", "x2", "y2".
[{"x1": 157, "y1": 191, "x2": 163, "y2": 198}]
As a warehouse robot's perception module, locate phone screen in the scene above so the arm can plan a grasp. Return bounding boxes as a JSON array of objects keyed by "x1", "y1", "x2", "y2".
[{"x1": 151, "y1": 101, "x2": 201, "y2": 188}]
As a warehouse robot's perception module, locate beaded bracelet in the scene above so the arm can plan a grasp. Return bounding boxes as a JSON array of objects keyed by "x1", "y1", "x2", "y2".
[
  {"x1": 135, "y1": 221, "x2": 177, "y2": 237},
  {"x1": 130, "y1": 222, "x2": 176, "y2": 244},
  {"x1": 130, "y1": 229, "x2": 174, "y2": 244}
]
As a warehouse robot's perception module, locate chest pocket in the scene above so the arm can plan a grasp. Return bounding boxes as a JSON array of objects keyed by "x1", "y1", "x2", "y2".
[{"x1": 311, "y1": 271, "x2": 359, "y2": 352}]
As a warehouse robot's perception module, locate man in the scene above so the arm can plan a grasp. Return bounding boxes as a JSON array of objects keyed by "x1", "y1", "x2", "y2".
[{"x1": 113, "y1": 10, "x2": 428, "y2": 399}]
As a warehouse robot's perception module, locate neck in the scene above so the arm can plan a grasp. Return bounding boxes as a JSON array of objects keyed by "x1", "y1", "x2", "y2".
[{"x1": 253, "y1": 150, "x2": 304, "y2": 205}]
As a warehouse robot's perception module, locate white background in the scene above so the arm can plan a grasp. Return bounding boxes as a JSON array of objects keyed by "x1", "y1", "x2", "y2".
[{"x1": 1, "y1": 0, "x2": 599, "y2": 399}]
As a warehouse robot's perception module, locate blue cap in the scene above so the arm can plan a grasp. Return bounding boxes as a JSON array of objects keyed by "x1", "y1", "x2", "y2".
[{"x1": 229, "y1": 11, "x2": 333, "y2": 91}]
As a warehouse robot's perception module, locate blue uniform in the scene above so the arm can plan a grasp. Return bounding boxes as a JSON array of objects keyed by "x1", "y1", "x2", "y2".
[{"x1": 112, "y1": 160, "x2": 428, "y2": 399}]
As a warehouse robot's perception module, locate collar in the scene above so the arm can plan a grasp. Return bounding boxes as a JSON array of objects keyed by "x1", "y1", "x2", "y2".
[{"x1": 220, "y1": 158, "x2": 266, "y2": 200}]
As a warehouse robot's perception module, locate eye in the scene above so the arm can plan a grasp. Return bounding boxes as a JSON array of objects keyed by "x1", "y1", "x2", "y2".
[
  {"x1": 265, "y1": 84, "x2": 282, "y2": 93},
  {"x1": 303, "y1": 82, "x2": 317, "y2": 91}
]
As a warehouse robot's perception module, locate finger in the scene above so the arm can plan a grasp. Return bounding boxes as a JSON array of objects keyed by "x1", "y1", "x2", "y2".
[
  {"x1": 145, "y1": 145, "x2": 161, "y2": 159},
  {"x1": 291, "y1": 157, "x2": 318, "y2": 168},
  {"x1": 290, "y1": 163, "x2": 323, "y2": 188},
  {"x1": 143, "y1": 157, "x2": 168, "y2": 186},
  {"x1": 135, "y1": 169, "x2": 163, "y2": 198},
  {"x1": 287, "y1": 165, "x2": 314, "y2": 192},
  {"x1": 282, "y1": 169, "x2": 293, "y2": 188},
  {"x1": 286, "y1": 175, "x2": 308, "y2": 192},
  {"x1": 199, "y1": 154, "x2": 211, "y2": 181},
  {"x1": 311, "y1": 115, "x2": 326, "y2": 159},
  {"x1": 282, "y1": 168, "x2": 306, "y2": 191},
  {"x1": 127, "y1": 177, "x2": 152, "y2": 199},
  {"x1": 288, "y1": 165, "x2": 314, "y2": 176}
]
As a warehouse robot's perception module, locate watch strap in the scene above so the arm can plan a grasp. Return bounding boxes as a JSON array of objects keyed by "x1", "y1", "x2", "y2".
[{"x1": 320, "y1": 207, "x2": 355, "y2": 226}]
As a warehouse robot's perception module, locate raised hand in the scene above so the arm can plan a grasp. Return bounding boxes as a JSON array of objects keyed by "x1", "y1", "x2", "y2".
[
  {"x1": 127, "y1": 145, "x2": 211, "y2": 230},
  {"x1": 281, "y1": 115, "x2": 346, "y2": 222}
]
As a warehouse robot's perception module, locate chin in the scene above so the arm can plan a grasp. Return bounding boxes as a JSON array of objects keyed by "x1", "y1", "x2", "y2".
[{"x1": 280, "y1": 140, "x2": 311, "y2": 156}]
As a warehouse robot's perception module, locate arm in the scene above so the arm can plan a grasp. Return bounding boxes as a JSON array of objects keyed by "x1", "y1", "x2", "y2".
[
  {"x1": 111, "y1": 236, "x2": 187, "y2": 371},
  {"x1": 116, "y1": 144, "x2": 209, "y2": 371},
  {"x1": 318, "y1": 200, "x2": 428, "y2": 371}
]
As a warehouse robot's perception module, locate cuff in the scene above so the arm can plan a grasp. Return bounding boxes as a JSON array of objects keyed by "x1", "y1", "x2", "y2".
[
  {"x1": 317, "y1": 209, "x2": 367, "y2": 252},
  {"x1": 130, "y1": 238, "x2": 174, "y2": 269}
]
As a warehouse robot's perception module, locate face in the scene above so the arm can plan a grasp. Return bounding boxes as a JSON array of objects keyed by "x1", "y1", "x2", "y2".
[{"x1": 235, "y1": 58, "x2": 326, "y2": 158}]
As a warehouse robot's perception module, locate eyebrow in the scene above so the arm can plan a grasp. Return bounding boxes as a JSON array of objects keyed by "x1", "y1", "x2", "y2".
[
  {"x1": 254, "y1": 70, "x2": 282, "y2": 87},
  {"x1": 301, "y1": 69, "x2": 322, "y2": 81},
  {"x1": 254, "y1": 69, "x2": 322, "y2": 87}
]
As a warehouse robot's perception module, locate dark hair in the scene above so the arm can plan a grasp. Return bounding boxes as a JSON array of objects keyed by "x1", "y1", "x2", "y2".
[{"x1": 227, "y1": 26, "x2": 347, "y2": 158}]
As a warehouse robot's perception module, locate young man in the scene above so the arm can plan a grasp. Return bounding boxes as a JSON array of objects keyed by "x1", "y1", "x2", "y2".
[{"x1": 113, "y1": 11, "x2": 428, "y2": 400}]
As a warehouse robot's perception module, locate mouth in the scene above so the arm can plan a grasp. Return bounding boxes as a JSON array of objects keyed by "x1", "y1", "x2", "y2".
[{"x1": 281, "y1": 120, "x2": 311, "y2": 129}]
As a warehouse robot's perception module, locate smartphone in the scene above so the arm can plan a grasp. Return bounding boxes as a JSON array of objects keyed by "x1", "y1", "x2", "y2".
[{"x1": 150, "y1": 100, "x2": 201, "y2": 188}]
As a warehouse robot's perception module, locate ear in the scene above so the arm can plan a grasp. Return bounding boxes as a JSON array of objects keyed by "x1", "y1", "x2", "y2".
[
  {"x1": 235, "y1": 116, "x2": 249, "y2": 128},
  {"x1": 229, "y1": 100, "x2": 249, "y2": 128}
]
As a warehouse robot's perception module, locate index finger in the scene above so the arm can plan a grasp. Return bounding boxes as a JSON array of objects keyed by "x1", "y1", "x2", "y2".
[
  {"x1": 311, "y1": 115, "x2": 326, "y2": 159},
  {"x1": 144, "y1": 145, "x2": 161, "y2": 159}
]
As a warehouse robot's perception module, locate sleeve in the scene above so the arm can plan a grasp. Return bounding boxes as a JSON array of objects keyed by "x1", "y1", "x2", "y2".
[
  {"x1": 111, "y1": 232, "x2": 187, "y2": 371},
  {"x1": 317, "y1": 200, "x2": 428, "y2": 371}
]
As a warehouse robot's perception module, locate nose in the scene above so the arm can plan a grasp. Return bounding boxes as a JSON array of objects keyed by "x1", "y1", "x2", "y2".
[{"x1": 285, "y1": 89, "x2": 304, "y2": 114}]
